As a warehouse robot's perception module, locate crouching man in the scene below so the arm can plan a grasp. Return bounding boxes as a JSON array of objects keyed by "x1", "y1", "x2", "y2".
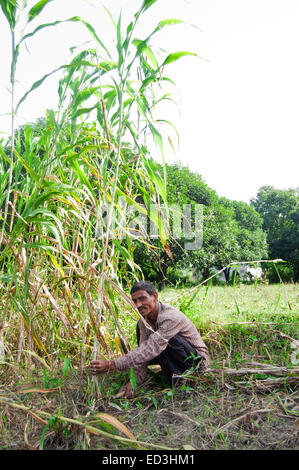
[{"x1": 90, "y1": 281, "x2": 210, "y2": 398}]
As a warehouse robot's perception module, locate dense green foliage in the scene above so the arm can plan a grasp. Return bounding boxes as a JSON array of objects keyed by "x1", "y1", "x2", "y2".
[
  {"x1": 133, "y1": 164, "x2": 299, "y2": 286},
  {"x1": 133, "y1": 163, "x2": 269, "y2": 286},
  {"x1": 251, "y1": 185, "x2": 299, "y2": 282}
]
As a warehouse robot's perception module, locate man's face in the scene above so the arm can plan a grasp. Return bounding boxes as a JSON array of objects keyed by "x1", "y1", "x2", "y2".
[{"x1": 131, "y1": 289, "x2": 158, "y2": 320}]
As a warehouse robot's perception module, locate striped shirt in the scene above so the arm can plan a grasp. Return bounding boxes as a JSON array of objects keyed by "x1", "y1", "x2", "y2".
[{"x1": 114, "y1": 302, "x2": 210, "y2": 385}]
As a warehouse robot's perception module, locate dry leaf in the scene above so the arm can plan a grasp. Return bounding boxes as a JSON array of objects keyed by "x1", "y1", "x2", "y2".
[
  {"x1": 24, "y1": 422, "x2": 38, "y2": 450},
  {"x1": 17, "y1": 388, "x2": 58, "y2": 394},
  {"x1": 88, "y1": 412, "x2": 135, "y2": 439},
  {"x1": 23, "y1": 350, "x2": 51, "y2": 370},
  {"x1": 182, "y1": 444, "x2": 196, "y2": 450},
  {"x1": 115, "y1": 389, "x2": 126, "y2": 398},
  {"x1": 163, "y1": 242, "x2": 173, "y2": 260}
]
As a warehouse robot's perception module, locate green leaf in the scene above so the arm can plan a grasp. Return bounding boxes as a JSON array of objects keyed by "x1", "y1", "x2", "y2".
[
  {"x1": 28, "y1": 0, "x2": 53, "y2": 22},
  {"x1": 18, "y1": 19, "x2": 69, "y2": 44},
  {"x1": 112, "y1": 238, "x2": 138, "y2": 273},
  {"x1": 14, "y1": 148, "x2": 41, "y2": 182},
  {"x1": 163, "y1": 51, "x2": 198, "y2": 66},
  {"x1": 16, "y1": 65, "x2": 65, "y2": 111},
  {"x1": 18, "y1": 16, "x2": 110, "y2": 58},
  {"x1": 115, "y1": 188, "x2": 148, "y2": 217},
  {"x1": 71, "y1": 16, "x2": 111, "y2": 58},
  {"x1": 142, "y1": 156, "x2": 167, "y2": 205},
  {"x1": 72, "y1": 105, "x2": 98, "y2": 120},
  {"x1": 102, "y1": 4, "x2": 116, "y2": 29},
  {"x1": 16, "y1": 56, "x2": 113, "y2": 112},
  {"x1": 155, "y1": 18, "x2": 183, "y2": 30},
  {"x1": 129, "y1": 367, "x2": 137, "y2": 391},
  {"x1": 156, "y1": 118, "x2": 180, "y2": 147},
  {"x1": 0, "y1": 0, "x2": 17, "y2": 29},
  {"x1": 62, "y1": 357, "x2": 71, "y2": 378},
  {"x1": 96, "y1": 60, "x2": 118, "y2": 74},
  {"x1": 116, "y1": 11, "x2": 124, "y2": 69},
  {"x1": 132, "y1": 39, "x2": 158, "y2": 69},
  {"x1": 148, "y1": 122, "x2": 164, "y2": 157},
  {"x1": 103, "y1": 88, "x2": 117, "y2": 112},
  {"x1": 39, "y1": 416, "x2": 57, "y2": 450},
  {"x1": 122, "y1": 20, "x2": 134, "y2": 55},
  {"x1": 73, "y1": 87, "x2": 99, "y2": 108},
  {"x1": 67, "y1": 158, "x2": 96, "y2": 200},
  {"x1": 141, "y1": 0, "x2": 158, "y2": 13}
]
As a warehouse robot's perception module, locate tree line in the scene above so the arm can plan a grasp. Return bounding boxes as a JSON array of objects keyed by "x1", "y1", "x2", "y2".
[{"x1": 133, "y1": 163, "x2": 299, "y2": 286}]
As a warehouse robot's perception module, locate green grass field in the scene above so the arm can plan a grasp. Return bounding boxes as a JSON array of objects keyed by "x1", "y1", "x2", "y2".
[{"x1": 160, "y1": 283, "x2": 298, "y2": 364}]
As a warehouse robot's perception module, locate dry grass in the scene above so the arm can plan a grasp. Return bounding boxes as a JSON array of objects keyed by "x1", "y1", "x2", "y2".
[
  {"x1": 0, "y1": 283, "x2": 298, "y2": 451},
  {"x1": 0, "y1": 363, "x2": 298, "y2": 451}
]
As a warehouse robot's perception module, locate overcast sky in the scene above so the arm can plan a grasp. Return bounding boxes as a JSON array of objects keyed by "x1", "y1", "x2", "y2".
[{"x1": 0, "y1": 0, "x2": 298, "y2": 203}]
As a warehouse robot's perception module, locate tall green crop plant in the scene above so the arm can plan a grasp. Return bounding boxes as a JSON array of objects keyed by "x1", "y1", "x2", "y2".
[
  {"x1": 0, "y1": 0, "x2": 114, "y2": 245},
  {"x1": 0, "y1": 0, "x2": 89, "y2": 359},
  {"x1": 0, "y1": 0, "x2": 65, "y2": 246},
  {"x1": 0, "y1": 0, "x2": 201, "y2": 369},
  {"x1": 82, "y1": 0, "x2": 202, "y2": 364},
  {"x1": 0, "y1": 0, "x2": 17, "y2": 246}
]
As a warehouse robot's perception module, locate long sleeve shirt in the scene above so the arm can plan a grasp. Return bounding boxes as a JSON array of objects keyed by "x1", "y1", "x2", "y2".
[{"x1": 114, "y1": 302, "x2": 210, "y2": 385}]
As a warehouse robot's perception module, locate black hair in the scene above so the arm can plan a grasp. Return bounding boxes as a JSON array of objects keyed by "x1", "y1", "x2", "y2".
[{"x1": 130, "y1": 281, "x2": 157, "y2": 296}]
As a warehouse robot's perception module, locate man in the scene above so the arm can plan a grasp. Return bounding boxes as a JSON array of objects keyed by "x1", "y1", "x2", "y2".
[{"x1": 90, "y1": 281, "x2": 210, "y2": 398}]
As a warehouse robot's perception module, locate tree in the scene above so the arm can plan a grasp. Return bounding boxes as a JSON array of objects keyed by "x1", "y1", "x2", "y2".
[
  {"x1": 165, "y1": 163, "x2": 218, "y2": 206},
  {"x1": 132, "y1": 163, "x2": 219, "y2": 286},
  {"x1": 189, "y1": 202, "x2": 241, "y2": 281},
  {"x1": 133, "y1": 164, "x2": 245, "y2": 283},
  {"x1": 251, "y1": 186, "x2": 299, "y2": 281},
  {"x1": 219, "y1": 198, "x2": 268, "y2": 280},
  {"x1": 132, "y1": 164, "x2": 270, "y2": 284}
]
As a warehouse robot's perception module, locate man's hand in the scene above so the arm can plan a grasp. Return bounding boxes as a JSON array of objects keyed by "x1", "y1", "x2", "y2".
[
  {"x1": 90, "y1": 359, "x2": 115, "y2": 375},
  {"x1": 115, "y1": 382, "x2": 135, "y2": 399}
]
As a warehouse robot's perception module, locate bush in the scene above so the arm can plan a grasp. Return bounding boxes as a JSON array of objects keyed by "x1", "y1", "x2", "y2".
[{"x1": 266, "y1": 263, "x2": 294, "y2": 283}]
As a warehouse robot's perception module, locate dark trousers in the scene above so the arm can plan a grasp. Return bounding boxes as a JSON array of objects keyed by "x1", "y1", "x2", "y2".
[{"x1": 136, "y1": 326, "x2": 202, "y2": 378}]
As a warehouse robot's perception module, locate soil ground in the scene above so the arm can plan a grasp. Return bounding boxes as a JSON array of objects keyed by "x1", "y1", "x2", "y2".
[{"x1": 0, "y1": 364, "x2": 298, "y2": 451}]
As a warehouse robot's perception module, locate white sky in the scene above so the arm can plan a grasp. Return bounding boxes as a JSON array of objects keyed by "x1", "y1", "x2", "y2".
[{"x1": 0, "y1": 0, "x2": 298, "y2": 203}]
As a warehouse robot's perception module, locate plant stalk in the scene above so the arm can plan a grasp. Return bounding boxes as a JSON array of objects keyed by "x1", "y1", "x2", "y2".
[{"x1": 0, "y1": 28, "x2": 16, "y2": 246}]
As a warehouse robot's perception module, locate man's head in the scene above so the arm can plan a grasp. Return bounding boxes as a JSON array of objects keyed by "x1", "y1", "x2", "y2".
[{"x1": 130, "y1": 281, "x2": 159, "y2": 322}]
